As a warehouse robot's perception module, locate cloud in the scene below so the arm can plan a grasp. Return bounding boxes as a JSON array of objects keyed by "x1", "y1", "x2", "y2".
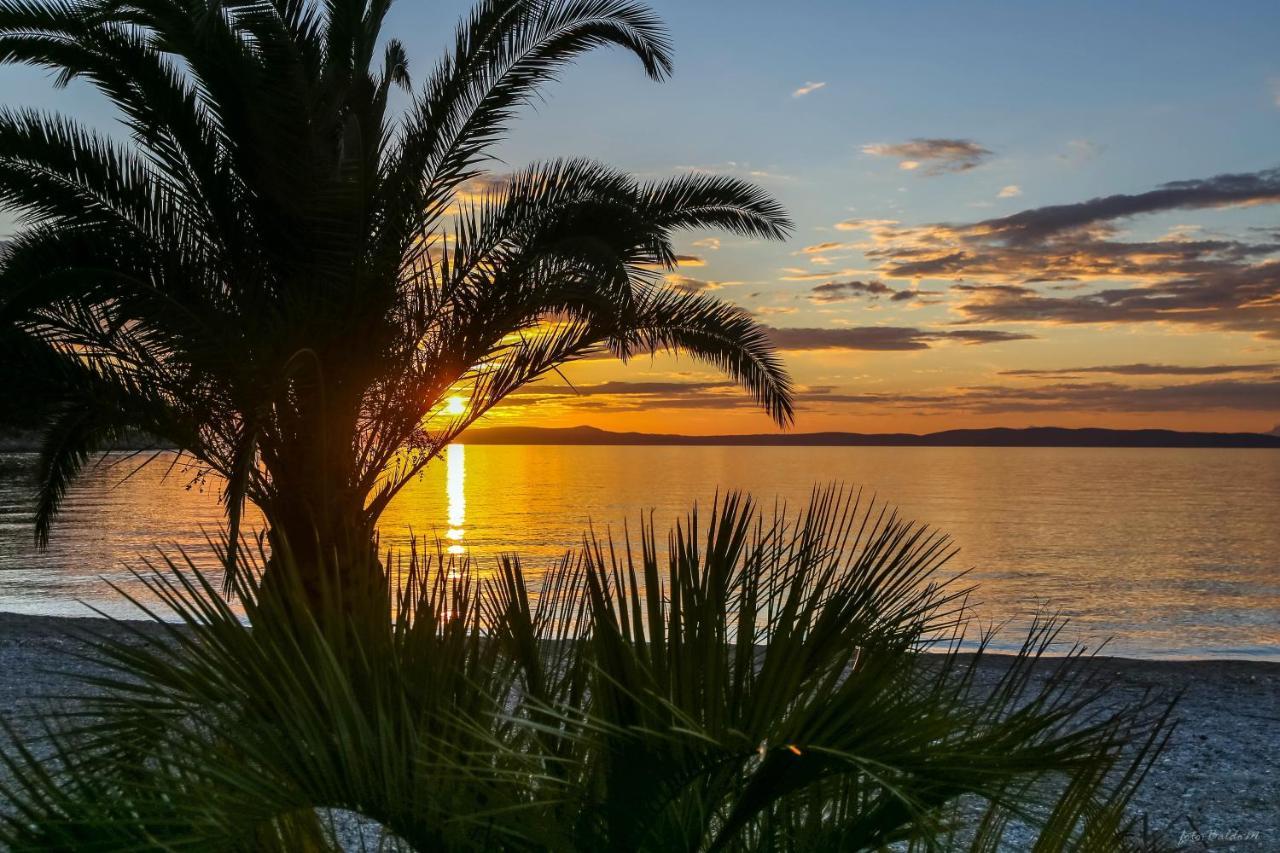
[
  {"x1": 891, "y1": 288, "x2": 945, "y2": 304},
  {"x1": 798, "y1": 378, "x2": 1280, "y2": 416},
  {"x1": 861, "y1": 139, "x2": 994, "y2": 175},
  {"x1": 444, "y1": 174, "x2": 512, "y2": 212},
  {"x1": 754, "y1": 306, "x2": 797, "y2": 316},
  {"x1": 519, "y1": 380, "x2": 734, "y2": 398},
  {"x1": 510, "y1": 378, "x2": 854, "y2": 413},
  {"x1": 999, "y1": 363, "x2": 1279, "y2": 378},
  {"x1": 665, "y1": 274, "x2": 733, "y2": 293},
  {"x1": 808, "y1": 280, "x2": 894, "y2": 303},
  {"x1": 948, "y1": 263, "x2": 1280, "y2": 338},
  {"x1": 998, "y1": 185, "x2": 1022, "y2": 198},
  {"x1": 746, "y1": 169, "x2": 793, "y2": 181},
  {"x1": 674, "y1": 254, "x2": 705, "y2": 267},
  {"x1": 1058, "y1": 139, "x2": 1103, "y2": 164},
  {"x1": 780, "y1": 267, "x2": 871, "y2": 281},
  {"x1": 676, "y1": 162, "x2": 795, "y2": 183},
  {"x1": 803, "y1": 279, "x2": 944, "y2": 306},
  {"x1": 970, "y1": 168, "x2": 1280, "y2": 244},
  {"x1": 835, "y1": 218, "x2": 899, "y2": 232},
  {"x1": 800, "y1": 241, "x2": 853, "y2": 255},
  {"x1": 764, "y1": 326, "x2": 1034, "y2": 351},
  {"x1": 691, "y1": 237, "x2": 721, "y2": 251},
  {"x1": 792, "y1": 81, "x2": 827, "y2": 98},
  {"x1": 845, "y1": 167, "x2": 1280, "y2": 338}
]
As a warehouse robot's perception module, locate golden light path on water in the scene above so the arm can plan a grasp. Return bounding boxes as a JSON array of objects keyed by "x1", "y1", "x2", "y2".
[{"x1": 446, "y1": 443, "x2": 466, "y2": 556}]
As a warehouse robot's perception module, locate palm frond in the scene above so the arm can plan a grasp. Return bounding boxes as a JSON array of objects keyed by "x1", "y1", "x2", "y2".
[
  {"x1": 639, "y1": 171, "x2": 794, "y2": 240},
  {"x1": 606, "y1": 285, "x2": 796, "y2": 426}
]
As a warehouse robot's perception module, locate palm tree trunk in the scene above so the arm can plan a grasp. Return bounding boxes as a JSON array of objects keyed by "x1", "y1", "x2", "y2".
[
  {"x1": 253, "y1": 379, "x2": 390, "y2": 621},
  {"x1": 257, "y1": 467, "x2": 387, "y2": 624}
]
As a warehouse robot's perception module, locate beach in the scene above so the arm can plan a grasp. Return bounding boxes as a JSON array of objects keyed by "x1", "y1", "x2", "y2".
[{"x1": 1, "y1": 611, "x2": 1276, "y2": 850}]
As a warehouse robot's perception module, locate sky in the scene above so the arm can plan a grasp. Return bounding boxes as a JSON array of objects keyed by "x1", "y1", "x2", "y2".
[{"x1": 1, "y1": 0, "x2": 1278, "y2": 435}]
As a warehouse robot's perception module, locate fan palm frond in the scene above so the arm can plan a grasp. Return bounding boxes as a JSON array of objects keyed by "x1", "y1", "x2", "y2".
[{"x1": 0, "y1": 490, "x2": 1175, "y2": 850}]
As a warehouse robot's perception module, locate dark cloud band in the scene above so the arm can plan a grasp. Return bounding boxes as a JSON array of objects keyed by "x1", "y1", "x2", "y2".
[
  {"x1": 1000, "y1": 363, "x2": 1278, "y2": 378},
  {"x1": 764, "y1": 326, "x2": 1034, "y2": 351}
]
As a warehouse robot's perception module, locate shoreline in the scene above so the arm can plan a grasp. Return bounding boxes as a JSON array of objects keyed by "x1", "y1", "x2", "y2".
[
  {"x1": 1, "y1": 610, "x2": 1275, "y2": 665},
  {"x1": 0, "y1": 612, "x2": 1276, "y2": 849}
]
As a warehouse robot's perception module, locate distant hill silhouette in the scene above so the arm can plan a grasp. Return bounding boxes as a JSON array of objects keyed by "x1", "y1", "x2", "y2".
[{"x1": 463, "y1": 425, "x2": 1280, "y2": 449}]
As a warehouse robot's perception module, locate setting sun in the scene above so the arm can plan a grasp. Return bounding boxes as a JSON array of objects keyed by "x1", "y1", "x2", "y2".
[{"x1": 444, "y1": 396, "x2": 466, "y2": 416}]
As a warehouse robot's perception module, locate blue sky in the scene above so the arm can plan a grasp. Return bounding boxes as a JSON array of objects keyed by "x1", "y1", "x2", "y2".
[{"x1": 2, "y1": 0, "x2": 1278, "y2": 432}]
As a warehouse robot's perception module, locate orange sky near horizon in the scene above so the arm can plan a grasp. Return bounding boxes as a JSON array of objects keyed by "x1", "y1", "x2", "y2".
[
  {"x1": 480, "y1": 381, "x2": 1280, "y2": 438},
  {"x1": 477, "y1": 311, "x2": 1280, "y2": 436}
]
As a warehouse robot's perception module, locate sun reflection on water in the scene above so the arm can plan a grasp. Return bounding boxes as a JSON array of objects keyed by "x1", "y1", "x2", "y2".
[{"x1": 446, "y1": 443, "x2": 465, "y2": 556}]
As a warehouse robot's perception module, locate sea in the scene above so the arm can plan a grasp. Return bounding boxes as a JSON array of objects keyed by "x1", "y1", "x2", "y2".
[{"x1": 0, "y1": 445, "x2": 1276, "y2": 660}]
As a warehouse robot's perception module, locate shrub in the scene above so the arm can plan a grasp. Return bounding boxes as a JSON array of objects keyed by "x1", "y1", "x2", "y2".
[{"x1": 0, "y1": 488, "x2": 1174, "y2": 851}]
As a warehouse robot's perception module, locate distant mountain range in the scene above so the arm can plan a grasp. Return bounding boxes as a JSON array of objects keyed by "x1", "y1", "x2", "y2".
[
  {"x1": 463, "y1": 425, "x2": 1280, "y2": 449},
  {"x1": 3, "y1": 424, "x2": 1277, "y2": 452}
]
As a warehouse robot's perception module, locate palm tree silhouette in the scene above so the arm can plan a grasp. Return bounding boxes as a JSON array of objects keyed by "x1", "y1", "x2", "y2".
[{"x1": 0, "y1": 0, "x2": 794, "y2": 598}]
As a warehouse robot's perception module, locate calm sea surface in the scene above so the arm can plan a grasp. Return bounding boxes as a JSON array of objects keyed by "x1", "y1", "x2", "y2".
[{"x1": 0, "y1": 445, "x2": 1277, "y2": 660}]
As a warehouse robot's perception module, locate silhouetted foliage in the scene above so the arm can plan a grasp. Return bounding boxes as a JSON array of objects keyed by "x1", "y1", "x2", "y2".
[{"x1": 0, "y1": 490, "x2": 1174, "y2": 850}]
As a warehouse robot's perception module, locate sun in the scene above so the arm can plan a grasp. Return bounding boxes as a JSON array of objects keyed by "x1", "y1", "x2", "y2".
[{"x1": 444, "y1": 395, "x2": 466, "y2": 416}]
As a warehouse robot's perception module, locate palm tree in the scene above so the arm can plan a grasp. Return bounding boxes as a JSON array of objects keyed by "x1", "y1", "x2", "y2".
[{"x1": 0, "y1": 0, "x2": 795, "y2": 596}]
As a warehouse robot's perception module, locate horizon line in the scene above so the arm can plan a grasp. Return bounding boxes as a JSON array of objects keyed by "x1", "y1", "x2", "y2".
[{"x1": 460, "y1": 424, "x2": 1280, "y2": 449}]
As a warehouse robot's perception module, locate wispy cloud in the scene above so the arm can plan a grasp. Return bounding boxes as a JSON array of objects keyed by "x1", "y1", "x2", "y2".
[
  {"x1": 515, "y1": 380, "x2": 734, "y2": 399},
  {"x1": 808, "y1": 280, "x2": 895, "y2": 303},
  {"x1": 691, "y1": 237, "x2": 721, "y2": 251},
  {"x1": 764, "y1": 326, "x2": 1034, "y2": 351},
  {"x1": 794, "y1": 377, "x2": 1280, "y2": 416},
  {"x1": 1000, "y1": 363, "x2": 1279, "y2": 378},
  {"x1": 861, "y1": 139, "x2": 993, "y2": 175},
  {"x1": 780, "y1": 267, "x2": 873, "y2": 281},
  {"x1": 998, "y1": 185, "x2": 1022, "y2": 198},
  {"x1": 443, "y1": 174, "x2": 513, "y2": 213},
  {"x1": 835, "y1": 218, "x2": 899, "y2": 232},
  {"x1": 799, "y1": 241, "x2": 854, "y2": 255},
  {"x1": 665, "y1": 274, "x2": 739, "y2": 293},
  {"x1": 675, "y1": 162, "x2": 793, "y2": 182},
  {"x1": 807, "y1": 280, "x2": 942, "y2": 305},
  {"x1": 1058, "y1": 139, "x2": 1103, "y2": 165},
  {"x1": 792, "y1": 81, "x2": 827, "y2": 98}
]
